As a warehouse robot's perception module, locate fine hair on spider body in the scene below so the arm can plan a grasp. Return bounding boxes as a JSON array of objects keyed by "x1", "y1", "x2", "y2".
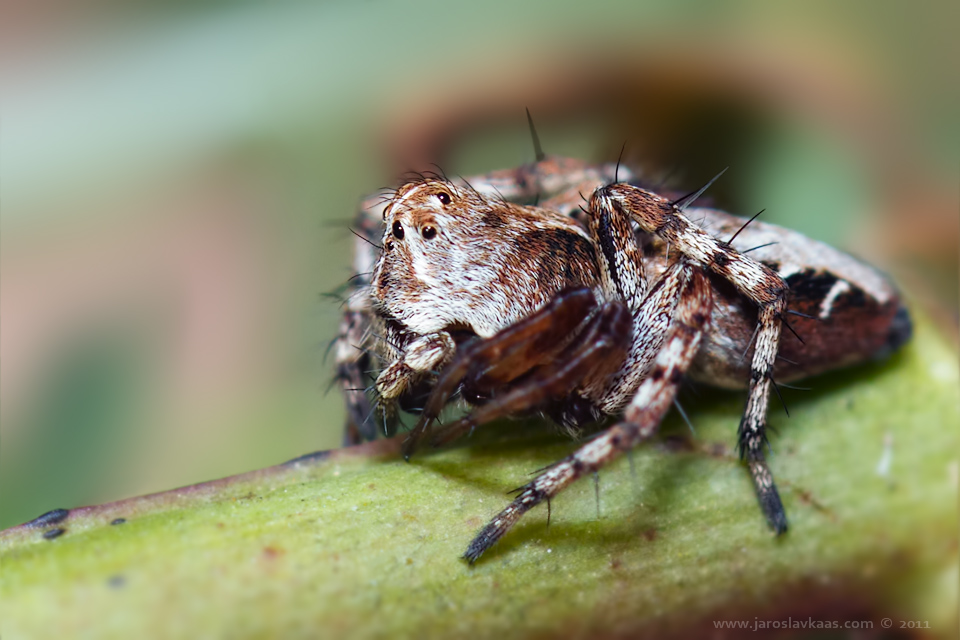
[{"x1": 333, "y1": 135, "x2": 912, "y2": 563}]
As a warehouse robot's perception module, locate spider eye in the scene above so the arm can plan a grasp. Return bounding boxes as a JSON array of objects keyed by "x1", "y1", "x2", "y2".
[
  {"x1": 421, "y1": 225, "x2": 437, "y2": 240},
  {"x1": 436, "y1": 192, "x2": 451, "y2": 205},
  {"x1": 391, "y1": 221, "x2": 405, "y2": 239}
]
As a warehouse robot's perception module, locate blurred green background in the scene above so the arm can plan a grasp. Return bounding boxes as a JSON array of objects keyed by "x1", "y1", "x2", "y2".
[{"x1": 1, "y1": 0, "x2": 956, "y2": 530}]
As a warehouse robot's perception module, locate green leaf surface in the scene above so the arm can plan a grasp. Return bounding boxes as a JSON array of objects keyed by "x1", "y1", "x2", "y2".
[{"x1": 2, "y1": 309, "x2": 957, "y2": 639}]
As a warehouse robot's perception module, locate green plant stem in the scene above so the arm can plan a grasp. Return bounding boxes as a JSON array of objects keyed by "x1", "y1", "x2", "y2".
[{"x1": 2, "y1": 310, "x2": 957, "y2": 639}]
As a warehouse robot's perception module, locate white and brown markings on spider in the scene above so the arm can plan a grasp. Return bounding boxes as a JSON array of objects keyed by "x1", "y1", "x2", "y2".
[{"x1": 334, "y1": 147, "x2": 912, "y2": 563}]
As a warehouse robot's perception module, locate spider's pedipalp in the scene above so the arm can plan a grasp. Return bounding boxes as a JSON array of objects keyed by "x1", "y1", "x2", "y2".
[{"x1": 375, "y1": 332, "x2": 456, "y2": 404}]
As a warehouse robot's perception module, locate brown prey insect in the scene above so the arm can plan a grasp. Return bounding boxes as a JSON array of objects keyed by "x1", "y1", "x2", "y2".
[{"x1": 334, "y1": 140, "x2": 911, "y2": 563}]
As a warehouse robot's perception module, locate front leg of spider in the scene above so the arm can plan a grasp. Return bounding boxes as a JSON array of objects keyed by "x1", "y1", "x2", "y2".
[
  {"x1": 402, "y1": 288, "x2": 599, "y2": 458},
  {"x1": 465, "y1": 264, "x2": 712, "y2": 562},
  {"x1": 425, "y1": 297, "x2": 631, "y2": 450},
  {"x1": 402, "y1": 288, "x2": 634, "y2": 458},
  {"x1": 593, "y1": 183, "x2": 790, "y2": 534}
]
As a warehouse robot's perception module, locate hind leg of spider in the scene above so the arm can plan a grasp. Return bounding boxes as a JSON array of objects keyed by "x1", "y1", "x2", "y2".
[
  {"x1": 463, "y1": 268, "x2": 711, "y2": 563},
  {"x1": 402, "y1": 288, "x2": 600, "y2": 459},
  {"x1": 428, "y1": 301, "x2": 632, "y2": 448},
  {"x1": 336, "y1": 307, "x2": 377, "y2": 444}
]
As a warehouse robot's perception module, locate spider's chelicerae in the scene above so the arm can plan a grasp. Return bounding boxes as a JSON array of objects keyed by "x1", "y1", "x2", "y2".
[{"x1": 334, "y1": 147, "x2": 911, "y2": 563}]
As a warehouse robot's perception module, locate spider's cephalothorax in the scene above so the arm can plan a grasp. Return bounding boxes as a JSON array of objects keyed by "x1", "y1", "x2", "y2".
[{"x1": 334, "y1": 155, "x2": 911, "y2": 563}]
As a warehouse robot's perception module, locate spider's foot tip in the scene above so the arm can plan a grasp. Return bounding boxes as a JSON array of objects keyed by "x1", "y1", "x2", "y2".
[
  {"x1": 764, "y1": 508, "x2": 788, "y2": 535},
  {"x1": 462, "y1": 547, "x2": 484, "y2": 564},
  {"x1": 771, "y1": 518, "x2": 789, "y2": 536},
  {"x1": 400, "y1": 439, "x2": 417, "y2": 462}
]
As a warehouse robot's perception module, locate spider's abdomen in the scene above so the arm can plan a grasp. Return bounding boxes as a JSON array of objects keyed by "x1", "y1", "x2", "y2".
[{"x1": 684, "y1": 208, "x2": 911, "y2": 388}]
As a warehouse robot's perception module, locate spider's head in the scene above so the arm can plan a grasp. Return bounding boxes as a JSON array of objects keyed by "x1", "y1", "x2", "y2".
[{"x1": 371, "y1": 178, "x2": 504, "y2": 332}]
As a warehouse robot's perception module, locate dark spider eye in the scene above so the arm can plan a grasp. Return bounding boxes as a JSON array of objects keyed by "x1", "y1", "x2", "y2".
[
  {"x1": 384, "y1": 239, "x2": 394, "y2": 251},
  {"x1": 391, "y1": 220, "x2": 404, "y2": 239},
  {"x1": 421, "y1": 225, "x2": 437, "y2": 240},
  {"x1": 436, "y1": 192, "x2": 451, "y2": 205}
]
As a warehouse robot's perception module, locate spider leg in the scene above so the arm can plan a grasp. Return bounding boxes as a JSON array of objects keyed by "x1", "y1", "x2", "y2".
[
  {"x1": 427, "y1": 301, "x2": 631, "y2": 449},
  {"x1": 402, "y1": 288, "x2": 600, "y2": 459},
  {"x1": 592, "y1": 183, "x2": 789, "y2": 533},
  {"x1": 336, "y1": 307, "x2": 375, "y2": 444},
  {"x1": 471, "y1": 157, "x2": 631, "y2": 208},
  {"x1": 464, "y1": 267, "x2": 711, "y2": 563}
]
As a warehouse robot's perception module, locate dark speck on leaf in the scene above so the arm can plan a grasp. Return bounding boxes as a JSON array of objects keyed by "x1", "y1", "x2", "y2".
[
  {"x1": 43, "y1": 528, "x2": 66, "y2": 540},
  {"x1": 27, "y1": 508, "x2": 69, "y2": 528},
  {"x1": 111, "y1": 518, "x2": 127, "y2": 525},
  {"x1": 108, "y1": 575, "x2": 126, "y2": 589}
]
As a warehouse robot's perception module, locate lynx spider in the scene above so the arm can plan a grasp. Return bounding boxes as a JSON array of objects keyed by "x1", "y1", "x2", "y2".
[{"x1": 334, "y1": 130, "x2": 911, "y2": 563}]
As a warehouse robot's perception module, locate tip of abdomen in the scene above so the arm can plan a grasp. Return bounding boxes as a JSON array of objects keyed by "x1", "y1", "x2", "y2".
[{"x1": 874, "y1": 303, "x2": 913, "y2": 361}]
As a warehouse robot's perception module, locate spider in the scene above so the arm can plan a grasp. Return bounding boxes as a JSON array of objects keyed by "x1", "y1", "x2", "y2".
[{"x1": 333, "y1": 141, "x2": 911, "y2": 563}]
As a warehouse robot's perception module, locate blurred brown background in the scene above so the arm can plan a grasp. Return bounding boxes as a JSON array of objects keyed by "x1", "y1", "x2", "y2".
[{"x1": 1, "y1": 0, "x2": 956, "y2": 529}]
